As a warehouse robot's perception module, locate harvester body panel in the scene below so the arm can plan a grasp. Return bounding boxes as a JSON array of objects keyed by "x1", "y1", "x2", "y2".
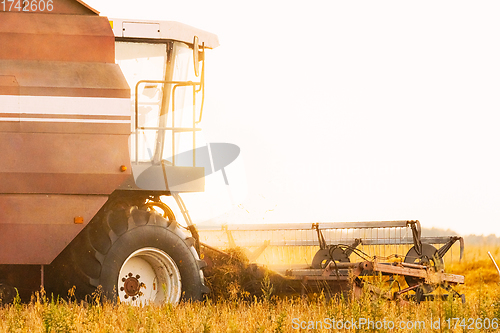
[{"x1": 0, "y1": 4, "x2": 131, "y2": 264}]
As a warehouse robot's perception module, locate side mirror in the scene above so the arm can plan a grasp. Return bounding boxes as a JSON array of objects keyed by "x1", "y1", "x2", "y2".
[{"x1": 193, "y1": 36, "x2": 200, "y2": 77}]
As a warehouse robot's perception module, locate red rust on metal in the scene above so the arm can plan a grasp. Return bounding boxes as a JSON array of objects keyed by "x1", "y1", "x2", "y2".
[{"x1": 372, "y1": 262, "x2": 465, "y2": 284}]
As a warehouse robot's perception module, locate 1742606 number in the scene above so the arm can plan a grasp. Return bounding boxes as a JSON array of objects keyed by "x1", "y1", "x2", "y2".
[
  {"x1": 446, "y1": 318, "x2": 498, "y2": 330},
  {"x1": 1, "y1": 0, "x2": 54, "y2": 12}
]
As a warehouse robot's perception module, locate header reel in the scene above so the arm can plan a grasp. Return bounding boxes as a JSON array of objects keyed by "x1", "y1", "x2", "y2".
[{"x1": 198, "y1": 220, "x2": 465, "y2": 302}]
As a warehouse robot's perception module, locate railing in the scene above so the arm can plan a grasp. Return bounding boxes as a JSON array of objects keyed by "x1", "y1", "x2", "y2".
[{"x1": 133, "y1": 80, "x2": 202, "y2": 166}]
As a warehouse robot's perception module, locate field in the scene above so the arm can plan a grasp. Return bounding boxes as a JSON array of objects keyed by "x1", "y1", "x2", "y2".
[{"x1": 0, "y1": 246, "x2": 499, "y2": 333}]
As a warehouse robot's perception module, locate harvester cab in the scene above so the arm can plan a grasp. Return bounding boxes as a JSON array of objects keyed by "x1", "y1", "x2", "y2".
[{"x1": 110, "y1": 19, "x2": 219, "y2": 194}]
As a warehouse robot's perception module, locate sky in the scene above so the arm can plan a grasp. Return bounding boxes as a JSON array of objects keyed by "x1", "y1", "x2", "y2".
[{"x1": 86, "y1": 0, "x2": 500, "y2": 236}]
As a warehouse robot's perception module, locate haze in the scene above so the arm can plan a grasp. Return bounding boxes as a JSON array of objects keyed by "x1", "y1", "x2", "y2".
[{"x1": 86, "y1": 0, "x2": 500, "y2": 236}]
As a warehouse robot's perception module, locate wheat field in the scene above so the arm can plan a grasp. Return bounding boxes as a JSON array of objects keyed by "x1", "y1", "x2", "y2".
[{"x1": 1, "y1": 246, "x2": 499, "y2": 333}]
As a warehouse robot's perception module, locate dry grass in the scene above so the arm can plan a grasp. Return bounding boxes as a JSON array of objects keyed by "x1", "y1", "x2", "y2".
[
  {"x1": 202, "y1": 247, "x2": 287, "y2": 301},
  {"x1": 202, "y1": 247, "x2": 252, "y2": 300},
  {"x1": 450, "y1": 245, "x2": 500, "y2": 286},
  {"x1": 0, "y1": 246, "x2": 499, "y2": 332}
]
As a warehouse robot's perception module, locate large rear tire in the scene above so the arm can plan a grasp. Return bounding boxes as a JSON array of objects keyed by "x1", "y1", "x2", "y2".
[{"x1": 46, "y1": 199, "x2": 208, "y2": 304}]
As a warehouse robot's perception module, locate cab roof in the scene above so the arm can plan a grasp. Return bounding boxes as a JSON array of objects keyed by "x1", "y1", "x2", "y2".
[{"x1": 110, "y1": 18, "x2": 220, "y2": 49}]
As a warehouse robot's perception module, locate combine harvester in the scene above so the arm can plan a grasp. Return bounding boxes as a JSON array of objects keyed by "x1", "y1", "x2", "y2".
[{"x1": 0, "y1": 0, "x2": 464, "y2": 304}]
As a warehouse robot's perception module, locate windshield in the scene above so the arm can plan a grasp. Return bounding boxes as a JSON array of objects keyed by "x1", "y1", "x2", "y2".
[{"x1": 115, "y1": 41, "x2": 199, "y2": 165}]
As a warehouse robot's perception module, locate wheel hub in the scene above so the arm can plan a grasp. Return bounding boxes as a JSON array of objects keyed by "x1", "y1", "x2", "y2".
[
  {"x1": 121, "y1": 273, "x2": 144, "y2": 299},
  {"x1": 404, "y1": 243, "x2": 443, "y2": 293},
  {"x1": 312, "y1": 246, "x2": 350, "y2": 269}
]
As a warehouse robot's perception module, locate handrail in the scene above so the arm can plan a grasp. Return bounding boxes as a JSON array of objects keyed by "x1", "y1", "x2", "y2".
[
  {"x1": 195, "y1": 47, "x2": 205, "y2": 124},
  {"x1": 134, "y1": 79, "x2": 202, "y2": 166}
]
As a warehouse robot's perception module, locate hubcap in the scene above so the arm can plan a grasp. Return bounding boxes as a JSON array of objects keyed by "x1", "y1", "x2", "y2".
[
  {"x1": 121, "y1": 273, "x2": 144, "y2": 299},
  {"x1": 118, "y1": 248, "x2": 182, "y2": 305}
]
